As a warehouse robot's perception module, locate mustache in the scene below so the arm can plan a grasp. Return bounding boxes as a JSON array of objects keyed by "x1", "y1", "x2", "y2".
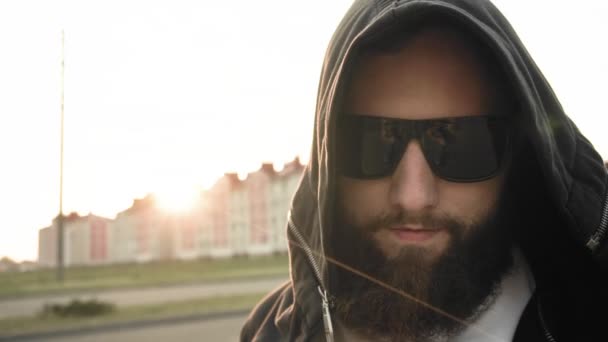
[{"x1": 362, "y1": 209, "x2": 468, "y2": 234}]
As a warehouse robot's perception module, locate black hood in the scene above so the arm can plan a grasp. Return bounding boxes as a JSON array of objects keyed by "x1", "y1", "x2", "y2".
[{"x1": 283, "y1": 0, "x2": 608, "y2": 339}]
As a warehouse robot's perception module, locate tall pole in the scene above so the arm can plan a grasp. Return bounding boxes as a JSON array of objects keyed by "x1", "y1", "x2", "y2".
[{"x1": 57, "y1": 30, "x2": 65, "y2": 282}]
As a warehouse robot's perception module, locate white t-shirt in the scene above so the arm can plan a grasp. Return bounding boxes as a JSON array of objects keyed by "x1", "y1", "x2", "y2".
[{"x1": 451, "y1": 248, "x2": 535, "y2": 342}]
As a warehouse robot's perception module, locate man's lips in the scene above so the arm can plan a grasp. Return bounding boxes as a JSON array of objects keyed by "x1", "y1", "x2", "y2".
[{"x1": 388, "y1": 225, "x2": 443, "y2": 243}]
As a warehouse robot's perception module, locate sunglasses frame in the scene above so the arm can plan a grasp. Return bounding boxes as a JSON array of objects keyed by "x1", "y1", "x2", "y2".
[{"x1": 336, "y1": 114, "x2": 512, "y2": 183}]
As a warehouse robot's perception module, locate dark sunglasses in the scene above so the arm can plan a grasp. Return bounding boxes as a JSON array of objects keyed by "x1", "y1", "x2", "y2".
[{"x1": 336, "y1": 114, "x2": 510, "y2": 182}]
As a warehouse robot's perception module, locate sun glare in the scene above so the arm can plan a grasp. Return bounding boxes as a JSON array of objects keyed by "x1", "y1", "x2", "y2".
[{"x1": 154, "y1": 187, "x2": 200, "y2": 213}]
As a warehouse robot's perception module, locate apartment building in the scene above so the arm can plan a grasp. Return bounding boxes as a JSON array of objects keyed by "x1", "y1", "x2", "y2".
[
  {"x1": 205, "y1": 173, "x2": 240, "y2": 258},
  {"x1": 246, "y1": 163, "x2": 275, "y2": 256},
  {"x1": 38, "y1": 223, "x2": 57, "y2": 267},
  {"x1": 172, "y1": 211, "x2": 201, "y2": 260},
  {"x1": 38, "y1": 213, "x2": 111, "y2": 267},
  {"x1": 111, "y1": 195, "x2": 176, "y2": 263},
  {"x1": 38, "y1": 158, "x2": 304, "y2": 266},
  {"x1": 270, "y1": 157, "x2": 304, "y2": 252}
]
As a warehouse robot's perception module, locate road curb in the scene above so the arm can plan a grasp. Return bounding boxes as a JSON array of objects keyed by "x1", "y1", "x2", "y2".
[
  {"x1": 0, "y1": 309, "x2": 250, "y2": 342},
  {"x1": 0, "y1": 274, "x2": 287, "y2": 302}
]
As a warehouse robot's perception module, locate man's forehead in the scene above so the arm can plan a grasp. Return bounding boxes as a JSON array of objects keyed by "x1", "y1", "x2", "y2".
[
  {"x1": 357, "y1": 24, "x2": 495, "y2": 78},
  {"x1": 347, "y1": 20, "x2": 515, "y2": 117}
]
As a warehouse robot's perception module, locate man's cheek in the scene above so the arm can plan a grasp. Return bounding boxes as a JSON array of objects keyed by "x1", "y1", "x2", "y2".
[
  {"x1": 371, "y1": 230, "x2": 401, "y2": 258},
  {"x1": 339, "y1": 179, "x2": 391, "y2": 218},
  {"x1": 341, "y1": 200, "x2": 381, "y2": 228}
]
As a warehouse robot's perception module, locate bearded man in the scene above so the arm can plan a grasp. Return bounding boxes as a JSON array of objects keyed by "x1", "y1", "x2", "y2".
[{"x1": 241, "y1": 1, "x2": 608, "y2": 341}]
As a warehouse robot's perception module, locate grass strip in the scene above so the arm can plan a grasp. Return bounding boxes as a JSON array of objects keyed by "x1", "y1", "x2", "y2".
[
  {"x1": 0, "y1": 292, "x2": 266, "y2": 338},
  {"x1": 0, "y1": 254, "x2": 288, "y2": 299}
]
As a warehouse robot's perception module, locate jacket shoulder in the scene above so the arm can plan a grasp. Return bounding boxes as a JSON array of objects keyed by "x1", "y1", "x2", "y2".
[{"x1": 240, "y1": 280, "x2": 294, "y2": 342}]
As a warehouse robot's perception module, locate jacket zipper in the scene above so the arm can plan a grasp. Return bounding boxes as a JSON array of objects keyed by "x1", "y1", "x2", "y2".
[
  {"x1": 319, "y1": 286, "x2": 335, "y2": 342},
  {"x1": 287, "y1": 214, "x2": 335, "y2": 342},
  {"x1": 586, "y1": 190, "x2": 608, "y2": 251},
  {"x1": 541, "y1": 186, "x2": 608, "y2": 341},
  {"x1": 536, "y1": 296, "x2": 557, "y2": 342}
]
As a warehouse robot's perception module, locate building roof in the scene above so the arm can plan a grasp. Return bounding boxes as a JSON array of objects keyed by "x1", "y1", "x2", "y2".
[
  {"x1": 52, "y1": 212, "x2": 82, "y2": 224},
  {"x1": 260, "y1": 163, "x2": 276, "y2": 175},
  {"x1": 119, "y1": 194, "x2": 157, "y2": 215},
  {"x1": 225, "y1": 172, "x2": 242, "y2": 187},
  {"x1": 279, "y1": 156, "x2": 305, "y2": 177}
]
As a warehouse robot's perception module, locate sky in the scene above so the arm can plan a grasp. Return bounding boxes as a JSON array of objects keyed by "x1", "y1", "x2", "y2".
[{"x1": 0, "y1": 0, "x2": 606, "y2": 262}]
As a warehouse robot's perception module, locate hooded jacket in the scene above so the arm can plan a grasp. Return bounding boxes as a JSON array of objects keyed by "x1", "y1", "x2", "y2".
[{"x1": 241, "y1": 1, "x2": 608, "y2": 341}]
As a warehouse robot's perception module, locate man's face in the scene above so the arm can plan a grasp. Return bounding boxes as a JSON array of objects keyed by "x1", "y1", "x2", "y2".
[
  {"x1": 332, "y1": 27, "x2": 515, "y2": 340},
  {"x1": 338, "y1": 28, "x2": 506, "y2": 261}
]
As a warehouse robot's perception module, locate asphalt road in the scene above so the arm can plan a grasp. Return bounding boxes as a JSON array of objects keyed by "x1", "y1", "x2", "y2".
[
  {"x1": 0, "y1": 276, "x2": 287, "y2": 319},
  {"x1": 13, "y1": 313, "x2": 248, "y2": 342}
]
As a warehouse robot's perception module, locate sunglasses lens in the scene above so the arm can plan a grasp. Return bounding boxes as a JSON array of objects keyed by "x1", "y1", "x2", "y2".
[
  {"x1": 338, "y1": 115, "x2": 508, "y2": 181},
  {"x1": 421, "y1": 117, "x2": 508, "y2": 181},
  {"x1": 338, "y1": 117, "x2": 401, "y2": 178}
]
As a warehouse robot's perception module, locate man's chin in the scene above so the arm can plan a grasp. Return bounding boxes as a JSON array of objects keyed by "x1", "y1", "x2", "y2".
[{"x1": 332, "y1": 249, "x2": 462, "y2": 341}]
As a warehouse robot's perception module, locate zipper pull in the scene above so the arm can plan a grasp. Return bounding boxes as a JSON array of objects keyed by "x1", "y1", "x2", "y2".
[
  {"x1": 318, "y1": 286, "x2": 334, "y2": 342},
  {"x1": 587, "y1": 236, "x2": 600, "y2": 251}
]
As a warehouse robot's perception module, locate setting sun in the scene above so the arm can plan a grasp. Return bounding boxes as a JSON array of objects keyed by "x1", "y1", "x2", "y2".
[{"x1": 153, "y1": 186, "x2": 201, "y2": 213}]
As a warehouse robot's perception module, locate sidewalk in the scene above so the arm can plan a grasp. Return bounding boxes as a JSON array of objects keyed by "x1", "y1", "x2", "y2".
[
  {"x1": 0, "y1": 276, "x2": 286, "y2": 320},
  {"x1": 0, "y1": 309, "x2": 249, "y2": 342}
]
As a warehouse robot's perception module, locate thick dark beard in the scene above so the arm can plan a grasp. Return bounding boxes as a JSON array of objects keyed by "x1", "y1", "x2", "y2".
[{"x1": 328, "y1": 200, "x2": 515, "y2": 341}]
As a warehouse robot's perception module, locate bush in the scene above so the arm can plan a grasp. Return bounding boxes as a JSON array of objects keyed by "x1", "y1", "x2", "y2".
[{"x1": 40, "y1": 299, "x2": 115, "y2": 318}]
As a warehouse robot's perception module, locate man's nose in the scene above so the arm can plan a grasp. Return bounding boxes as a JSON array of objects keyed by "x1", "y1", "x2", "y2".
[{"x1": 389, "y1": 140, "x2": 439, "y2": 211}]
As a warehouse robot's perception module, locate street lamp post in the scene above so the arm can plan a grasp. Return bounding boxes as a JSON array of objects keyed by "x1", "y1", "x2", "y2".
[{"x1": 57, "y1": 30, "x2": 65, "y2": 282}]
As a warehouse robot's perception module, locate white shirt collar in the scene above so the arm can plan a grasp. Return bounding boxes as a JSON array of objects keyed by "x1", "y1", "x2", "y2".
[{"x1": 451, "y1": 248, "x2": 535, "y2": 342}]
